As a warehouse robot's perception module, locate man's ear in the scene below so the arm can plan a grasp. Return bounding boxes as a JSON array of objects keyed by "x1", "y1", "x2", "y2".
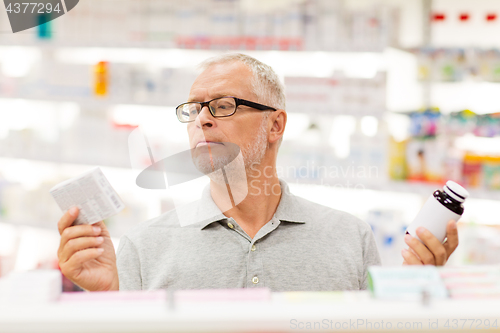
[{"x1": 268, "y1": 109, "x2": 286, "y2": 145}]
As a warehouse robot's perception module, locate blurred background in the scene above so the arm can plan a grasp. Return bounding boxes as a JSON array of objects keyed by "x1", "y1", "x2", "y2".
[{"x1": 1, "y1": 0, "x2": 500, "y2": 284}]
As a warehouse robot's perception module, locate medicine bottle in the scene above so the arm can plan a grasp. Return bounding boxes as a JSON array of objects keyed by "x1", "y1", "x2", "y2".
[{"x1": 406, "y1": 180, "x2": 469, "y2": 243}]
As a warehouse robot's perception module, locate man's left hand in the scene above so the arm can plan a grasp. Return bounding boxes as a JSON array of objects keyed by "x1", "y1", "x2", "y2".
[{"x1": 402, "y1": 220, "x2": 458, "y2": 266}]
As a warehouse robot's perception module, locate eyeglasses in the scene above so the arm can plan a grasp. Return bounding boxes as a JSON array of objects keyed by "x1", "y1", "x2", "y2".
[{"x1": 176, "y1": 96, "x2": 277, "y2": 123}]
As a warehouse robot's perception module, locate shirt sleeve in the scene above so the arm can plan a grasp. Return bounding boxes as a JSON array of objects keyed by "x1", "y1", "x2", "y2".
[
  {"x1": 360, "y1": 224, "x2": 381, "y2": 290},
  {"x1": 116, "y1": 235, "x2": 142, "y2": 290}
]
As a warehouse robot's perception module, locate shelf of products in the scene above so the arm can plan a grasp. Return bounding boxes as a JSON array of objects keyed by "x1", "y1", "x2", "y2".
[
  {"x1": 388, "y1": 109, "x2": 500, "y2": 193},
  {"x1": 0, "y1": 0, "x2": 401, "y2": 52},
  {"x1": 1, "y1": 286, "x2": 500, "y2": 333}
]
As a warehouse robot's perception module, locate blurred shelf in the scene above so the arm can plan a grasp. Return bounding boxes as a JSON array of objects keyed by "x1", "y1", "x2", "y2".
[
  {"x1": 285, "y1": 177, "x2": 500, "y2": 201},
  {"x1": 376, "y1": 180, "x2": 500, "y2": 201},
  {"x1": 2, "y1": 292, "x2": 500, "y2": 333},
  {"x1": 0, "y1": 94, "x2": 386, "y2": 117},
  {"x1": 0, "y1": 40, "x2": 176, "y2": 49},
  {"x1": 0, "y1": 218, "x2": 56, "y2": 231},
  {"x1": 0, "y1": 39, "x2": 387, "y2": 53},
  {"x1": 0, "y1": 94, "x2": 177, "y2": 109},
  {"x1": 0, "y1": 151, "x2": 131, "y2": 169}
]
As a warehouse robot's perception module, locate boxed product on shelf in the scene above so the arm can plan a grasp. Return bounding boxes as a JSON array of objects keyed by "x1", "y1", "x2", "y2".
[
  {"x1": 483, "y1": 156, "x2": 500, "y2": 190},
  {"x1": 405, "y1": 137, "x2": 447, "y2": 183},
  {"x1": 94, "y1": 61, "x2": 109, "y2": 96},
  {"x1": 0, "y1": 269, "x2": 62, "y2": 304},
  {"x1": 474, "y1": 113, "x2": 500, "y2": 137},
  {"x1": 369, "y1": 265, "x2": 500, "y2": 300},
  {"x1": 462, "y1": 153, "x2": 483, "y2": 188},
  {"x1": 388, "y1": 107, "x2": 500, "y2": 190},
  {"x1": 445, "y1": 110, "x2": 477, "y2": 137},
  {"x1": 284, "y1": 72, "x2": 386, "y2": 117},
  {"x1": 457, "y1": 224, "x2": 500, "y2": 265},
  {"x1": 443, "y1": 146, "x2": 464, "y2": 185},
  {"x1": 368, "y1": 266, "x2": 448, "y2": 300},
  {"x1": 408, "y1": 109, "x2": 441, "y2": 138},
  {"x1": 460, "y1": 153, "x2": 500, "y2": 189},
  {"x1": 439, "y1": 265, "x2": 500, "y2": 299},
  {"x1": 481, "y1": 49, "x2": 500, "y2": 82},
  {"x1": 388, "y1": 137, "x2": 407, "y2": 181},
  {"x1": 365, "y1": 209, "x2": 406, "y2": 266},
  {"x1": 394, "y1": 139, "x2": 500, "y2": 190},
  {"x1": 414, "y1": 48, "x2": 500, "y2": 83}
]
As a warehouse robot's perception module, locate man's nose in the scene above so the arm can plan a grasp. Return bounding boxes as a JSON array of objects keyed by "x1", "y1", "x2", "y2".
[{"x1": 195, "y1": 105, "x2": 215, "y2": 128}]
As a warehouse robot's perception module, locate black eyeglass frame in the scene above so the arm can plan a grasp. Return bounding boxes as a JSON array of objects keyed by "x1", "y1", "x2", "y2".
[{"x1": 176, "y1": 96, "x2": 277, "y2": 123}]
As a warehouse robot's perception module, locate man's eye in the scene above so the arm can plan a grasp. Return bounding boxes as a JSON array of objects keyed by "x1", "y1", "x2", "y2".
[{"x1": 217, "y1": 104, "x2": 233, "y2": 110}]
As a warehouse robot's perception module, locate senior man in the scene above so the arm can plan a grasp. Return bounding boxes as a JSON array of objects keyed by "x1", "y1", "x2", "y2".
[{"x1": 57, "y1": 53, "x2": 459, "y2": 292}]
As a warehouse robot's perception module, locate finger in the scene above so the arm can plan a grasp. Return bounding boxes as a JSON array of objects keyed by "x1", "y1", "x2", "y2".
[
  {"x1": 408, "y1": 247, "x2": 422, "y2": 261},
  {"x1": 91, "y1": 220, "x2": 110, "y2": 238},
  {"x1": 57, "y1": 207, "x2": 79, "y2": 235},
  {"x1": 404, "y1": 233, "x2": 436, "y2": 265},
  {"x1": 401, "y1": 248, "x2": 423, "y2": 265},
  {"x1": 59, "y1": 236, "x2": 104, "y2": 263},
  {"x1": 443, "y1": 220, "x2": 459, "y2": 259},
  {"x1": 58, "y1": 224, "x2": 101, "y2": 257},
  {"x1": 416, "y1": 227, "x2": 447, "y2": 265},
  {"x1": 61, "y1": 248, "x2": 105, "y2": 276}
]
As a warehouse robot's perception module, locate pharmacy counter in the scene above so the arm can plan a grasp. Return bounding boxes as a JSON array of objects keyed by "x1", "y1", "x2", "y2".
[{"x1": 1, "y1": 289, "x2": 499, "y2": 333}]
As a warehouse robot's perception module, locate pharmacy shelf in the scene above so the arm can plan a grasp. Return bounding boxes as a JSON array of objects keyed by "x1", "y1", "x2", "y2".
[
  {"x1": 372, "y1": 180, "x2": 500, "y2": 202},
  {"x1": 0, "y1": 93, "x2": 386, "y2": 119},
  {"x1": 0, "y1": 39, "x2": 175, "y2": 49},
  {"x1": 0, "y1": 39, "x2": 387, "y2": 53},
  {"x1": 0, "y1": 150, "x2": 131, "y2": 170},
  {"x1": 0, "y1": 218, "x2": 120, "y2": 238},
  {"x1": 0, "y1": 94, "x2": 177, "y2": 110},
  {"x1": 1, "y1": 291, "x2": 500, "y2": 333},
  {"x1": 0, "y1": 218, "x2": 56, "y2": 231},
  {"x1": 0, "y1": 217, "x2": 142, "y2": 245},
  {"x1": 0, "y1": 219, "x2": 124, "y2": 249},
  {"x1": 293, "y1": 177, "x2": 500, "y2": 202}
]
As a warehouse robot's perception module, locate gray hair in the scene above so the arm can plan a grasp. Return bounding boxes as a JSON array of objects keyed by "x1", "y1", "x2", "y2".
[
  {"x1": 198, "y1": 53, "x2": 285, "y2": 147},
  {"x1": 198, "y1": 53, "x2": 286, "y2": 110}
]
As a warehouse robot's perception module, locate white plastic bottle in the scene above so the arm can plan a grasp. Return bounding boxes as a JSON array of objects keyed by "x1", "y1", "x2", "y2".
[{"x1": 406, "y1": 180, "x2": 469, "y2": 243}]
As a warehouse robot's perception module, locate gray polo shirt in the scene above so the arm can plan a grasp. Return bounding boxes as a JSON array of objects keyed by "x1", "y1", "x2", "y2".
[{"x1": 116, "y1": 179, "x2": 381, "y2": 291}]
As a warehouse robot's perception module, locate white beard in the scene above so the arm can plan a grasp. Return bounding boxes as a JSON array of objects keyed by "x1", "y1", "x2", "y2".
[
  {"x1": 241, "y1": 116, "x2": 269, "y2": 170},
  {"x1": 193, "y1": 115, "x2": 269, "y2": 184}
]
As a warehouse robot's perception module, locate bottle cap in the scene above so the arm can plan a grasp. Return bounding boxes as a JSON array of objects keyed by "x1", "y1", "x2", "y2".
[{"x1": 444, "y1": 180, "x2": 469, "y2": 202}]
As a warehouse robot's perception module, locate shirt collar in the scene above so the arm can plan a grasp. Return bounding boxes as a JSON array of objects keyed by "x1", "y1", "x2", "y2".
[
  {"x1": 195, "y1": 178, "x2": 307, "y2": 230},
  {"x1": 273, "y1": 179, "x2": 307, "y2": 224}
]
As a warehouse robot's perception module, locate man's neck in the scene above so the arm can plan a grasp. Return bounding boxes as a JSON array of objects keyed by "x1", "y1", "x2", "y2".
[{"x1": 209, "y1": 169, "x2": 282, "y2": 239}]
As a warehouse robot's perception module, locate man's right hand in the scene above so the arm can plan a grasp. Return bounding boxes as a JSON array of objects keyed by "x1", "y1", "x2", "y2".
[{"x1": 57, "y1": 207, "x2": 119, "y2": 291}]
